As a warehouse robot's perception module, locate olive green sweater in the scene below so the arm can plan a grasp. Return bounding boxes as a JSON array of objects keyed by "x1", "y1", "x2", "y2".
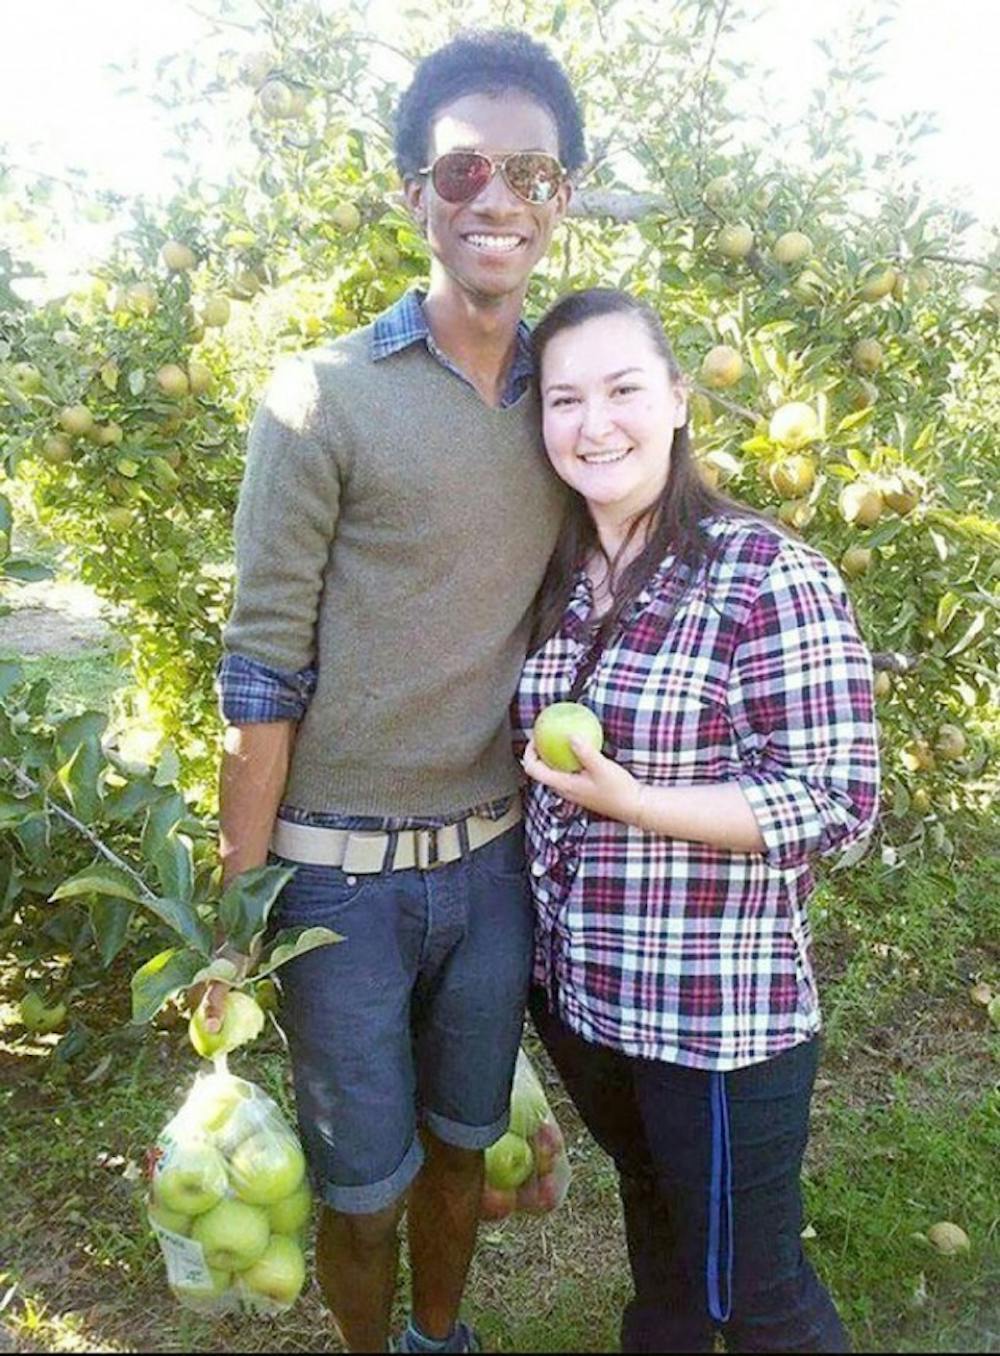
[{"x1": 223, "y1": 325, "x2": 565, "y2": 816}]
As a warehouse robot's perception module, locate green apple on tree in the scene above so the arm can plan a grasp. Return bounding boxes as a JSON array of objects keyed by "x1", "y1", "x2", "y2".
[
  {"x1": 532, "y1": 702, "x2": 604, "y2": 773},
  {"x1": 772, "y1": 231, "x2": 812, "y2": 266},
  {"x1": 191, "y1": 1197, "x2": 270, "y2": 1271},
  {"x1": 768, "y1": 402, "x2": 819, "y2": 449},
  {"x1": 238, "y1": 1235, "x2": 307, "y2": 1310},
  {"x1": 716, "y1": 223, "x2": 754, "y2": 260},
  {"x1": 153, "y1": 1137, "x2": 228, "y2": 1217},
  {"x1": 769, "y1": 454, "x2": 816, "y2": 498},
  {"x1": 18, "y1": 990, "x2": 67, "y2": 1033},
  {"x1": 228, "y1": 1128, "x2": 306, "y2": 1206},
  {"x1": 699, "y1": 344, "x2": 743, "y2": 389}
]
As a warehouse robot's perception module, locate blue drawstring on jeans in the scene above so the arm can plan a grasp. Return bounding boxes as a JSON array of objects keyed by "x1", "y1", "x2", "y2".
[{"x1": 707, "y1": 1072, "x2": 734, "y2": 1323}]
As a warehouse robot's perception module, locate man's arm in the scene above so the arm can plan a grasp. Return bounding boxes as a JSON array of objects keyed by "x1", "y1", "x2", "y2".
[
  {"x1": 219, "y1": 720, "x2": 297, "y2": 886},
  {"x1": 194, "y1": 720, "x2": 296, "y2": 1031}
]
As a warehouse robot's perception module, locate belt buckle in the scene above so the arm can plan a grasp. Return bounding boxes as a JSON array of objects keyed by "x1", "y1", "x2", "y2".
[{"x1": 416, "y1": 826, "x2": 446, "y2": 871}]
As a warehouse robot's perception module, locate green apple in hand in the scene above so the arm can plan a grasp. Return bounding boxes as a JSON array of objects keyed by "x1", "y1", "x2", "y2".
[
  {"x1": 188, "y1": 989, "x2": 265, "y2": 1059},
  {"x1": 191, "y1": 1198, "x2": 270, "y2": 1271},
  {"x1": 153, "y1": 1138, "x2": 228, "y2": 1217},
  {"x1": 532, "y1": 702, "x2": 604, "y2": 773},
  {"x1": 228, "y1": 1129, "x2": 306, "y2": 1206},
  {"x1": 485, "y1": 1132, "x2": 534, "y2": 1191},
  {"x1": 267, "y1": 1180, "x2": 312, "y2": 1236},
  {"x1": 238, "y1": 1235, "x2": 307, "y2": 1310}
]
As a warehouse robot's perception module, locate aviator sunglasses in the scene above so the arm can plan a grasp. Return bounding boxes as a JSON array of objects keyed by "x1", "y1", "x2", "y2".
[{"x1": 419, "y1": 150, "x2": 566, "y2": 206}]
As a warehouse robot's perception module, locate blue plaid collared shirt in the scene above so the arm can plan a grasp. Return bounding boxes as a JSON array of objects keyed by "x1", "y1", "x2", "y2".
[{"x1": 218, "y1": 289, "x2": 532, "y2": 831}]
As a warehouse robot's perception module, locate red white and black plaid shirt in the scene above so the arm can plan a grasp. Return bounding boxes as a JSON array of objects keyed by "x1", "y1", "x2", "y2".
[{"x1": 513, "y1": 516, "x2": 880, "y2": 1071}]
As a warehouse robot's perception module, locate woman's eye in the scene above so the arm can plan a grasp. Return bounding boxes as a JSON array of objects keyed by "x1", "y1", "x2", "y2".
[
  {"x1": 550, "y1": 395, "x2": 579, "y2": 407},
  {"x1": 613, "y1": 384, "x2": 639, "y2": 397}
]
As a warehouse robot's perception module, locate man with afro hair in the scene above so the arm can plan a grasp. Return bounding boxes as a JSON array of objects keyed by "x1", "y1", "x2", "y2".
[{"x1": 210, "y1": 27, "x2": 585, "y2": 1354}]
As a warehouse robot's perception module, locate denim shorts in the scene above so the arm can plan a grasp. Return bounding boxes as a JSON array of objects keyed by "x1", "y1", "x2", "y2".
[{"x1": 268, "y1": 825, "x2": 534, "y2": 1215}]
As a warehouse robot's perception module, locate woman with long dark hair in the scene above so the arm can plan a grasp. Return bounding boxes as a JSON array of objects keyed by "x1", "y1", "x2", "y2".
[{"x1": 514, "y1": 289, "x2": 880, "y2": 1352}]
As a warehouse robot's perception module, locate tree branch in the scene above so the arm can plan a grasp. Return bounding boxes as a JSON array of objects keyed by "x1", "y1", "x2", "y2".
[
  {"x1": 2, "y1": 761, "x2": 158, "y2": 902},
  {"x1": 692, "y1": 383, "x2": 760, "y2": 424},
  {"x1": 922, "y1": 253, "x2": 996, "y2": 274},
  {"x1": 568, "y1": 189, "x2": 669, "y2": 222}
]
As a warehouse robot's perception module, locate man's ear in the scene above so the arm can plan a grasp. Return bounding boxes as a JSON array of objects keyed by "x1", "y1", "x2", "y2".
[
  {"x1": 403, "y1": 176, "x2": 427, "y2": 233},
  {"x1": 553, "y1": 176, "x2": 573, "y2": 226}
]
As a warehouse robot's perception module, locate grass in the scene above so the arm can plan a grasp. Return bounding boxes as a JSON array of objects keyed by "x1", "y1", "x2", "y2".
[
  {"x1": 0, "y1": 645, "x2": 997, "y2": 1352},
  {"x1": 10, "y1": 651, "x2": 129, "y2": 714}
]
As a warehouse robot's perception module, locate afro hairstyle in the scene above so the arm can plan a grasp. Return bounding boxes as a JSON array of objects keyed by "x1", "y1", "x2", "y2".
[{"x1": 394, "y1": 28, "x2": 586, "y2": 179}]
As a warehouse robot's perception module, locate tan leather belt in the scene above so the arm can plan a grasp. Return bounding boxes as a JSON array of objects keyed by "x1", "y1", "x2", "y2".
[{"x1": 270, "y1": 801, "x2": 522, "y2": 874}]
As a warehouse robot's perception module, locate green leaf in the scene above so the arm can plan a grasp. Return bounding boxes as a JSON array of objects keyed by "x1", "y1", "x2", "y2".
[
  {"x1": 257, "y1": 925, "x2": 343, "y2": 977},
  {"x1": 90, "y1": 897, "x2": 133, "y2": 967},
  {"x1": 55, "y1": 711, "x2": 108, "y2": 762},
  {"x1": 103, "y1": 777, "x2": 162, "y2": 824},
  {"x1": 188, "y1": 956, "x2": 241, "y2": 988},
  {"x1": 57, "y1": 737, "x2": 102, "y2": 822},
  {"x1": 2, "y1": 560, "x2": 54, "y2": 583},
  {"x1": 138, "y1": 895, "x2": 212, "y2": 955},
  {"x1": 14, "y1": 812, "x2": 49, "y2": 864},
  {"x1": 836, "y1": 407, "x2": 875, "y2": 433},
  {"x1": 153, "y1": 743, "x2": 181, "y2": 788},
  {"x1": 936, "y1": 591, "x2": 962, "y2": 634},
  {"x1": 0, "y1": 495, "x2": 11, "y2": 534},
  {"x1": 51, "y1": 861, "x2": 145, "y2": 904},
  {"x1": 153, "y1": 830, "x2": 194, "y2": 903},
  {"x1": 0, "y1": 660, "x2": 24, "y2": 698},
  {"x1": 0, "y1": 790, "x2": 40, "y2": 828},
  {"x1": 131, "y1": 946, "x2": 204, "y2": 1024},
  {"x1": 217, "y1": 863, "x2": 298, "y2": 954},
  {"x1": 142, "y1": 792, "x2": 185, "y2": 861},
  {"x1": 946, "y1": 611, "x2": 986, "y2": 658}
]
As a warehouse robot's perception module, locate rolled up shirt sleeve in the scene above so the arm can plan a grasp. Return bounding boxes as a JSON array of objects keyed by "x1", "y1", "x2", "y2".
[
  {"x1": 217, "y1": 653, "x2": 317, "y2": 725},
  {"x1": 729, "y1": 540, "x2": 880, "y2": 870}
]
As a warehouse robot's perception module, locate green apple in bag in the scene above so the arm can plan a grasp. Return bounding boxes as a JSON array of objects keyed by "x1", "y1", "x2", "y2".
[
  {"x1": 239, "y1": 1235, "x2": 307, "y2": 1310},
  {"x1": 228, "y1": 1129, "x2": 306, "y2": 1206},
  {"x1": 148, "y1": 1201, "x2": 192, "y2": 1236},
  {"x1": 153, "y1": 1137, "x2": 228, "y2": 1217},
  {"x1": 484, "y1": 1132, "x2": 534, "y2": 1191},
  {"x1": 267, "y1": 1180, "x2": 313, "y2": 1236},
  {"x1": 171, "y1": 1264, "x2": 232, "y2": 1309},
  {"x1": 191, "y1": 1198, "x2": 270, "y2": 1271}
]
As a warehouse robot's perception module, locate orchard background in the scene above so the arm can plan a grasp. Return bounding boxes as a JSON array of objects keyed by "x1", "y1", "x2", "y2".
[{"x1": 0, "y1": 0, "x2": 997, "y2": 1350}]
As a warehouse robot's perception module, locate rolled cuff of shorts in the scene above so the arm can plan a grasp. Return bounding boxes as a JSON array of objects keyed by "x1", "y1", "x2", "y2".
[
  {"x1": 319, "y1": 1135, "x2": 424, "y2": 1215},
  {"x1": 424, "y1": 1104, "x2": 510, "y2": 1151}
]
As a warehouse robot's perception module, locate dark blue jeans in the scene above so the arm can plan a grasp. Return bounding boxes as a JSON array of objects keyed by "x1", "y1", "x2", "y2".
[{"x1": 530, "y1": 988, "x2": 850, "y2": 1353}]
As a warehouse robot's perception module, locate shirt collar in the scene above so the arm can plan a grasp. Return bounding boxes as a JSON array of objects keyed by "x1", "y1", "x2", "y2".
[{"x1": 370, "y1": 288, "x2": 534, "y2": 404}]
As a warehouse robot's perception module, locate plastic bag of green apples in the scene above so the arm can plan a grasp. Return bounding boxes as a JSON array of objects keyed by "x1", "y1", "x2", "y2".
[
  {"x1": 481, "y1": 1049, "x2": 571, "y2": 1220},
  {"x1": 147, "y1": 1040, "x2": 312, "y2": 1315}
]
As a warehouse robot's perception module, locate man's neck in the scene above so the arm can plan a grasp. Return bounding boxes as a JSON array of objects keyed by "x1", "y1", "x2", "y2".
[{"x1": 422, "y1": 274, "x2": 526, "y2": 407}]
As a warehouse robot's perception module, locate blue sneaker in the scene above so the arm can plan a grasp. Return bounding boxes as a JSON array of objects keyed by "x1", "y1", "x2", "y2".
[{"x1": 391, "y1": 1320, "x2": 481, "y2": 1353}]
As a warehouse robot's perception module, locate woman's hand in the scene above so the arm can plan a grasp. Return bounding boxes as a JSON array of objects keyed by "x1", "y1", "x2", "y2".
[{"x1": 522, "y1": 736, "x2": 645, "y2": 826}]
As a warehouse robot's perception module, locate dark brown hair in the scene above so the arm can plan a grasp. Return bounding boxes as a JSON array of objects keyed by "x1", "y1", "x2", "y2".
[{"x1": 531, "y1": 288, "x2": 765, "y2": 652}]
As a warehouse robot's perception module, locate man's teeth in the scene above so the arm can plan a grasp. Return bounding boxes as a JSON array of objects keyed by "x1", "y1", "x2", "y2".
[
  {"x1": 465, "y1": 234, "x2": 523, "y2": 252},
  {"x1": 580, "y1": 450, "x2": 630, "y2": 464}
]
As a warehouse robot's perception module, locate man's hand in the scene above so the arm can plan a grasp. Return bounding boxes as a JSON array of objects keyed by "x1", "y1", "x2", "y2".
[
  {"x1": 186, "y1": 977, "x2": 233, "y2": 1034},
  {"x1": 521, "y1": 736, "x2": 646, "y2": 826}
]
